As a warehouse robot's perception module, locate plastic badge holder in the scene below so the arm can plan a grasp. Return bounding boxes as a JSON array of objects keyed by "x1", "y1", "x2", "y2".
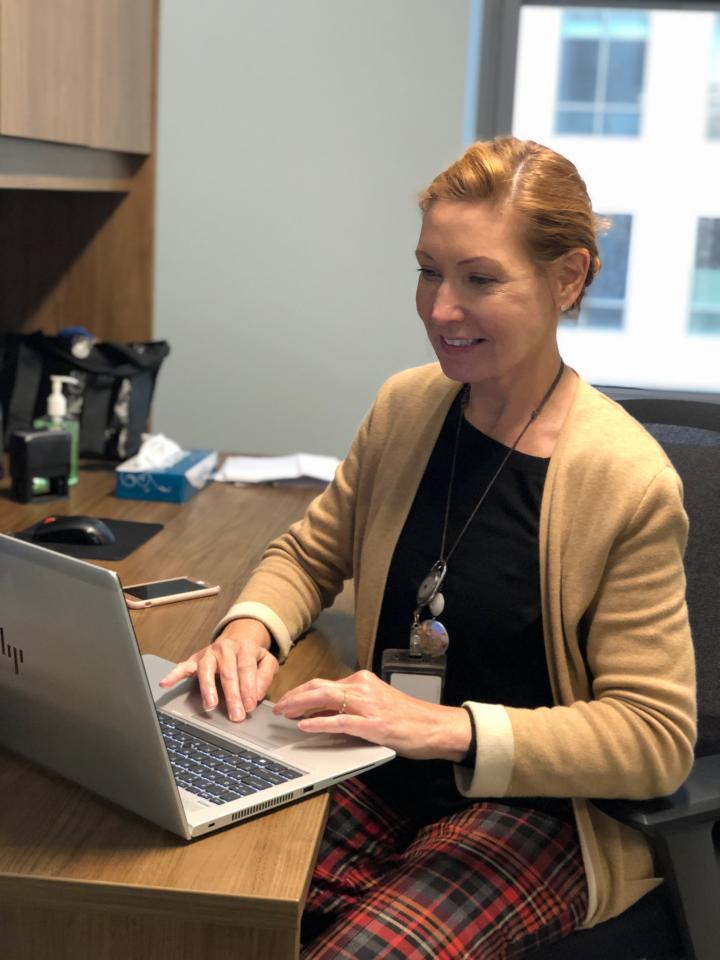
[{"x1": 381, "y1": 648, "x2": 446, "y2": 704}]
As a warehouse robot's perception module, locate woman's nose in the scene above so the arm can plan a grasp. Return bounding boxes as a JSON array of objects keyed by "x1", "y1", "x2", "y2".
[{"x1": 431, "y1": 283, "x2": 463, "y2": 323}]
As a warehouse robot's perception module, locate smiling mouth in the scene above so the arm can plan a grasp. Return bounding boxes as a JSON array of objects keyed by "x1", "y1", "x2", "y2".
[{"x1": 441, "y1": 337, "x2": 485, "y2": 347}]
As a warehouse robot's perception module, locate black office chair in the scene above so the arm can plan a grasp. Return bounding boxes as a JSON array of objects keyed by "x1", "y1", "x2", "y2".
[{"x1": 535, "y1": 388, "x2": 720, "y2": 960}]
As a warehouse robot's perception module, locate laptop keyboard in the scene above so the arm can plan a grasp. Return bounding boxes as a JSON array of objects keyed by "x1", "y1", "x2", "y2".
[{"x1": 157, "y1": 714, "x2": 302, "y2": 805}]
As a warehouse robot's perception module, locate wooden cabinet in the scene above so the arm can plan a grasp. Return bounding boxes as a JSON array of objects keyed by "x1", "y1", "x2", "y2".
[
  {"x1": 0, "y1": 0, "x2": 153, "y2": 154},
  {"x1": 0, "y1": 0, "x2": 158, "y2": 342}
]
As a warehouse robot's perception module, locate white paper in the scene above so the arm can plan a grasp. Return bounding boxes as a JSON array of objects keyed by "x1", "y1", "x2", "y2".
[{"x1": 214, "y1": 452, "x2": 339, "y2": 485}]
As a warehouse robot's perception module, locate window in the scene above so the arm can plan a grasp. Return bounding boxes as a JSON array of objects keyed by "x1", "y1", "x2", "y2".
[
  {"x1": 572, "y1": 214, "x2": 632, "y2": 329},
  {"x1": 508, "y1": 3, "x2": 720, "y2": 390},
  {"x1": 555, "y1": 10, "x2": 649, "y2": 136},
  {"x1": 708, "y1": 17, "x2": 720, "y2": 138},
  {"x1": 690, "y1": 218, "x2": 720, "y2": 334}
]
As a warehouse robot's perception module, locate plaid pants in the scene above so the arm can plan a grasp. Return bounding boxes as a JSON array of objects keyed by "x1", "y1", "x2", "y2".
[{"x1": 301, "y1": 777, "x2": 588, "y2": 960}]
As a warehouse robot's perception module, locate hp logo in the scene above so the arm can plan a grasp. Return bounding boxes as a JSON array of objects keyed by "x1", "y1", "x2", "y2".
[{"x1": 0, "y1": 627, "x2": 24, "y2": 676}]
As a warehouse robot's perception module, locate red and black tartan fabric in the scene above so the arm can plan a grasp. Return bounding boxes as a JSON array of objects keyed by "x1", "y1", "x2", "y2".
[{"x1": 301, "y1": 776, "x2": 588, "y2": 960}]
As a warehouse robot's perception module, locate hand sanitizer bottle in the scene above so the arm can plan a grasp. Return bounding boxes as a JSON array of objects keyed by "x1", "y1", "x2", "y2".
[{"x1": 33, "y1": 375, "x2": 81, "y2": 485}]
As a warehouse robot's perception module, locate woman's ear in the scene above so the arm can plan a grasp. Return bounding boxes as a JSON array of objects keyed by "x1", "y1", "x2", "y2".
[{"x1": 551, "y1": 248, "x2": 591, "y2": 311}]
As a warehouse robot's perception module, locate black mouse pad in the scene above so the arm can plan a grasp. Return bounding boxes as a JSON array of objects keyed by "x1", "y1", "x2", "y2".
[{"x1": 14, "y1": 518, "x2": 164, "y2": 561}]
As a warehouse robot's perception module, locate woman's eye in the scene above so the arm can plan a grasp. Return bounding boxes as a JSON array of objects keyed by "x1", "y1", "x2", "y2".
[
  {"x1": 468, "y1": 275, "x2": 496, "y2": 286},
  {"x1": 417, "y1": 267, "x2": 440, "y2": 281}
]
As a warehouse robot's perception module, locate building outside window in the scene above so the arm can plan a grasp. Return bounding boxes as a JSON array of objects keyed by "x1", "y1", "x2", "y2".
[
  {"x1": 690, "y1": 218, "x2": 720, "y2": 334},
  {"x1": 555, "y1": 10, "x2": 649, "y2": 136},
  {"x1": 513, "y1": 5, "x2": 720, "y2": 391},
  {"x1": 572, "y1": 214, "x2": 632, "y2": 329},
  {"x1": 708, "y1": 16, "x2": 720, "y2": 138}
]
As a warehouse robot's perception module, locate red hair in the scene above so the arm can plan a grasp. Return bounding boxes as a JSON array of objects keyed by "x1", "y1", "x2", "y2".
[{"x1": 420, "y1": 137, "x2": 607, "y2": 309}]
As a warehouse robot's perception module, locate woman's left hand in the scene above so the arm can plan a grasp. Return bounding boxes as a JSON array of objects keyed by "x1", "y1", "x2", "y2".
[{"x1": 272, "y1": 670, "x2": 472, "y2": 761}]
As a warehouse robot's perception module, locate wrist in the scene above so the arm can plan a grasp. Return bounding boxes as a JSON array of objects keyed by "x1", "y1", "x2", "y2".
[
  {"x1": 440, "y1": 705, "x2": 474, "y2": 763},
  {"x1": 221, "y1": 617, "x2": 273, "y2": 651},
  {"x1": 458, "y1": 705, "x2": 477, "y2": 768}
]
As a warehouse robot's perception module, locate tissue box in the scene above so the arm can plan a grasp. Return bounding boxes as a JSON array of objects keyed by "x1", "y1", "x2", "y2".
[{"x1": 115, "y1": 449, "x2": 218, "y2": 503}]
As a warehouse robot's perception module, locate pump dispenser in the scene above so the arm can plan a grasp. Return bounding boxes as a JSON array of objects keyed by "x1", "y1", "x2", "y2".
[{"x1": 33, "y1": 375, "x2": 80, "y2": 485}]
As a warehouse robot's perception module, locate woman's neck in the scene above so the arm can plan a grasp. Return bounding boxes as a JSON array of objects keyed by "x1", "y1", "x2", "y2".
[{"x1": 463, "y1": 357, "x2": 576, "y2": 456}]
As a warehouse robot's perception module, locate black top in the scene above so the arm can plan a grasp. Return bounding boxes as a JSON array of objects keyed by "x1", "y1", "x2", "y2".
[{"x1": 363, "y1": 391, "x2": 572, "y2": 823}]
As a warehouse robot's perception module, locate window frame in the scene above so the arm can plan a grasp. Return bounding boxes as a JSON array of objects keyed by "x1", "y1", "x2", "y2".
[
  {"x1": 475, "y1": 0, "x2": 720, "y2": 139},
  {"x1": 554, "y1": 11, "x2": 648, "y2": 136}
]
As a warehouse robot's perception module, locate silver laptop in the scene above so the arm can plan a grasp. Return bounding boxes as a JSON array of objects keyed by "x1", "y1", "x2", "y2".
[{"x1": 0, "y1": 534, "x2": 394, "y2": 839}]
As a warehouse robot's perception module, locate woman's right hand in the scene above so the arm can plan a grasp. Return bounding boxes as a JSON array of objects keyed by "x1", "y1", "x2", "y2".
[{"x1": 159, "y1": 618, "x2": 279, "y2": 722}]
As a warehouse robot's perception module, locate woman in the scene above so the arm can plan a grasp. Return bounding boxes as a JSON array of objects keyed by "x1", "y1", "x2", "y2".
[{"x1": 162, "y1": 137, "x2": 696, "y2": 958}]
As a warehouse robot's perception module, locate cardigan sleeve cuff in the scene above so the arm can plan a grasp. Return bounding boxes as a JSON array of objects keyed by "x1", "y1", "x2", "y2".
[
  {"x1": 453, "y1": 701, "x2": 514, "y2": 797},
  {"x1": 212, "y1": 601, "x2": 293, "y2": 662}
]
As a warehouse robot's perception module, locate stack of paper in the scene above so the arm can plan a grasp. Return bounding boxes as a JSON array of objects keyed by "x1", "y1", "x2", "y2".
[{"x1": 214, "y1": 452, "x2": 339, "y2": 487}]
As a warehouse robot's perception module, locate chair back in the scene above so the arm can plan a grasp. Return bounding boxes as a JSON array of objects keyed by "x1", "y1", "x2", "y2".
[{"x1": 602, "y1": 389, "x2": 720, "y2": 758}]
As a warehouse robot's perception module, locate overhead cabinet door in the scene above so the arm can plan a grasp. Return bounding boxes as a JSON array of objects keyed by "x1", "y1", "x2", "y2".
[{"x1": 0, "y1": 0, "x2": 153, "y2": 153}]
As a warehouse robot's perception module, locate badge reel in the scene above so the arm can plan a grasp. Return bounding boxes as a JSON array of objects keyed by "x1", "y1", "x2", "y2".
[{"x1": 381, "y1": 561, "x2": 449, "y2": 705}]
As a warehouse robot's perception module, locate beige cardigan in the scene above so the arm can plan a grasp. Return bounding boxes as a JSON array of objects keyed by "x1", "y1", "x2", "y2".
[{"x1": 218, "y1": 364, "x2": 697, "y2": 927}]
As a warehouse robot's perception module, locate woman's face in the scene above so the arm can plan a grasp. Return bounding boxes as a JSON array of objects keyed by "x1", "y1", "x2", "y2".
[{"x1": 415, "y1": 200, "x2": 562, "y2": 389}]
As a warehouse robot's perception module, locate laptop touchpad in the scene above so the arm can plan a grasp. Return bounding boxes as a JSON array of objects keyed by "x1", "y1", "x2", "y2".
[
  {"x1": 192, "y1": 703, "x2": 310, "y2": 751},
  {"x1": 156, "y1": 681, "x2": 309, "y2": 750}
]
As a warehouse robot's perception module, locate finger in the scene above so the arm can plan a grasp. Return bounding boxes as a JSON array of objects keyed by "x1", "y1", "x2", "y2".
[
  {"x1": 235, "y1": 647, "x2": 263, "y2": 715},
  {"x1": 195, "y1": 651, "x2": 224, "y2": 713},
  {"x1": 296, "y1": 712, "x2": 380, "y2": 742},
  {"x1": 272, "y1": 681, "x2": 327, "y2": 715},
  {"x1": 255, "y1": 649, "x2": 279, "y2": 701},
  {"x1": 274, "y1": 684, "x2": 346, "y2": 719},
  {"x1": 159, "y1": 657, "x2": 199, "y2": 688},
  {"x1": 213, "y1": 645, "x2": 246, "y2": 721},
  {"x1": 273, "y1": 677, "x2": 337, "y2": 710}
]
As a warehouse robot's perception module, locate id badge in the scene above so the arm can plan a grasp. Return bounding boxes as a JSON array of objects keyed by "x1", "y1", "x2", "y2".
[{"x1": 381, "y1": 648, "x2": 446, "y2": 704}]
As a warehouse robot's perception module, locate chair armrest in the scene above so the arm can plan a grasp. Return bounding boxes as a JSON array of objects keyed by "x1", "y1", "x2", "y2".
[
  {"x1": 593, "y1": 755, "x2": 720, "y2": 960},
  {"x1": 591, "y1": 754, "x2": 720, "y2": 834}
]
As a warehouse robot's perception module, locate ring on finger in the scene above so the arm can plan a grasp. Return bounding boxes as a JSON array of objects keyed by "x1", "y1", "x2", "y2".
[{"x1": 338, "y1": 691, "x2": 347, "y2": 715}]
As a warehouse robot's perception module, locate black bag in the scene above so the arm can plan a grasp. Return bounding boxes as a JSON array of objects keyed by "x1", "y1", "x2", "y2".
[{"x1": 0, "y1": 332, "x2": 170, "y2": 460}]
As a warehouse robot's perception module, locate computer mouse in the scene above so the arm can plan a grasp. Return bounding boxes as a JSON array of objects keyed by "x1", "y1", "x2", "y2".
[{"x1": 31, "y1": 515, "x2": 116, "y2": 547}]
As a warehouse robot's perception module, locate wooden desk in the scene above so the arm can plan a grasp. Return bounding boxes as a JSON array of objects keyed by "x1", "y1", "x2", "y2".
[{"x1": 0, "y1": 467, "x2": 353, "y2": 960}]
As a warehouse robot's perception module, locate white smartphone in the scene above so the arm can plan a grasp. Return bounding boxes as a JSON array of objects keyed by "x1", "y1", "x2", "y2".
[{"x1": 123, "y1": 577, "x2": 221, "y2": 609}]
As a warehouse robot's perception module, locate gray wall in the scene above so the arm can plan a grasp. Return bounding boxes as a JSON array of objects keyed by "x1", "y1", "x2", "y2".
[{"x1": 153, "y1": 0, "x2": 471, "y2": 457}]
